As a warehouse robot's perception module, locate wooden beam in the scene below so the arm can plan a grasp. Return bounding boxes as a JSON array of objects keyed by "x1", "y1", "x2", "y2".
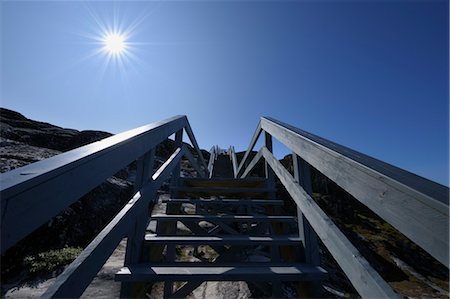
[
  {"x1": 183, "y1": 145, "x2": 206, "y2": 178},
  {"x1": 184, "y1": 119, "x2": 209, "y2": 175},
  {"x1": 261, "y1": 117, "x2": 449, "y2": 266},
  {"x1": 236, "y1": 121, "x2": 262, "y2": 177}
]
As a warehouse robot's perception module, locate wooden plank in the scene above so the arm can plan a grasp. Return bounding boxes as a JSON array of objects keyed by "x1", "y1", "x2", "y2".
[
  {"x1": 115, "y1": 264, "x2": 327, "y2": 282},
  {"x1": 241, "y1": 148, "x2": 264, "y2": 179},
  {"x1": 144, "y1": 235, "x2": 302, "y2": 245},
  {"x1": 161, "y1": 199, "x2": 283, "y2": 205},
  {"x1": 261, "y1": 117, "x2": 449, "y2": 266},
  {"x1": 0, "y1": 115, "x2": 187, "y2": 254},
  {"x1": 292, "y1": 154, "x2": 320, "y2": 266},
  {"x1": 230, "y1": 146, "x2": 238, "y2": 178},
  {"x1": 180, "y1": 177, "x2": 266, "y2": 188},
  {"x1": 41, "y1": 145, "x2": 185, "y2": 298},
  {"x1": 172, "y1": 186, "x2": 274, "y2": 194},
  {"x1": 151, "y1": 214, "x2": 296, "y2": 222},
  {"x1": 236, "y1": 122, "x2": 262, "y2": 177},
  {"x1": 183, "y1": 145, "x2": 206, "y2": 178},
  {"x1": 183, "y1": 119, "x2": 209, "y2": 176},
  {"x1": 207, "y1": 147, "x2": 216, "y2": 178},
  {"x1": 261, "y1": 147, "x2": 399, "y2": 298}
]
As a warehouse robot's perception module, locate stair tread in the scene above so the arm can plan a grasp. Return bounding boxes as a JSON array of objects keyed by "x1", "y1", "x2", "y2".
[
  {"x1": 115, "y1": 264, "x2": 327, "y2": 282},
  {"x1": 162, "y1": 198, "x2": 283, "y2": 205},
  {"x1": 151, "y1": 214, "x2": 296, "y2": 222},
  {"x1": 145, "y1": 235, "x2": 302, "y2": 244},
  {"x1": 181, "y1": 178, "x2": 267, "y2": 187},
  {"x1": 174, "y1": 187, "x2": 274, "y2": 192}
]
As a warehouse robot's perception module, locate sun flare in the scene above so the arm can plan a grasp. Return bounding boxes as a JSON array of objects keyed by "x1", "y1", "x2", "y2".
[{"x1": 102, "y1": 32, "x2": 127, "y2": 55}]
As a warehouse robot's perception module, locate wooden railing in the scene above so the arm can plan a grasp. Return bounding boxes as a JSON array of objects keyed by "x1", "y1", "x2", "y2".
[
  {"x1": 227, "y1": 146, "x2": 238, "y2": 178},
  {"x1": 236, "y1": 116, "x2": 449, "y2": 298},
  {"x1": 0, "y1": 115, "x2": 208, "y2": 298},
  {"x1": 207, "y1": 145, "x2": 220, "y2": 178}
]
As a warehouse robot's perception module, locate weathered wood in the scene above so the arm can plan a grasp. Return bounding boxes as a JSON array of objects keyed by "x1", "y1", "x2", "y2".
[
  {"x1": 229, "y1": 146, "x2": 239, "y2": 178},
  {"x1": 121, "y1": 148, "x2": 156, "y2": 297},
  {"x1": 236, "y1": 122, "x2": 262, "y2": 176},
  {"x1": 261, "y1": 147, "x2": 399, "y2": 298},
  {"x1": 145, "y1": 235, "x2": 302, "y2": 245},
  {"x1": 42, "y1": 146, "x2": 186, "y2": 298},
  {"x1": 172, "y1": 186, "x2": 274, "y2": 196},
  {"x1": 207, "y1": 146, "x2": 217, "y2": 178},
  {"x1": 0, "y1": 115, "x2": 187, "y2": 254},
  {"x1": 292, "y1": 154, "x2": 320, "y2": 266},
  {"x1": 170, "y1": 130, "x2": 183, "y2": 199},
  {"x1": 293, "y1": 153, "x2": 321, "y2": 297},
  {"x1": 241, "y1": 147, "x2": 264, "y2": 179},
  {"x1": 161, "y1": 198, "x2": 283, "y2": 205},
  {"x1": 151, "y1": 214, "x2": 296, "y2": 222},
  {"x1": 115, "y1": 264, "x2": 327, "y2": 282},
  {"x1": 181, "y1": 177, "x2": 266, "y2": 188},
  {"x1": 183, "y1": 118, "x2": 209, "y2": 175},
  {"x1": 261, "y1": 117, "x2": 449, "y2": 266},
  {"x1": 183, "y1": 145, "x2": 206, "y2": 178}
]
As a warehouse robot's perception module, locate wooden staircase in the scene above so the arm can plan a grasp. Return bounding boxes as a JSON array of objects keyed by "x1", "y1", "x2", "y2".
[{"x1": 115, "y1": 153, "x2": 327, "y2": 298}]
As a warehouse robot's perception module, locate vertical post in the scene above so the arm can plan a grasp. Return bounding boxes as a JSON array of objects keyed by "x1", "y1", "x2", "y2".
[
  {"x1": 264, "y1": 132, "x2": 276, "y2": 199},
  {"x1": 121, "y1": 148, "x2": 156, "y2": 298},
  {"x1": 292, "y1": 153, "x2": 321, "y2": 297},
  {"x1": 165, "y1": 129, "x2": 183, "y2": 298},
  {"x1": 170, "y1": 129, "x2": 183, "y2": 198},
  {"x1": 264, "y1": 132, "x2": 282, "y2": 297}
]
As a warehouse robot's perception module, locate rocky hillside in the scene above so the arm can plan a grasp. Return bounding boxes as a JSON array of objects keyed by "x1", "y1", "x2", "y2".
[{"x1": 0, "y1": 108, "x2": 207, "y2": 294}]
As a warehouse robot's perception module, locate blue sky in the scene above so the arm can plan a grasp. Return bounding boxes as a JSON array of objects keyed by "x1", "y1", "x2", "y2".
[{"x1": 1, "y1": 0, "x2": 448, "y2": 186}]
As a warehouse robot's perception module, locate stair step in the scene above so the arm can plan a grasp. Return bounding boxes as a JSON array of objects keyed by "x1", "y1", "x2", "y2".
[
  {"x1": 180, "y1": 178, "x2": 267, "y2": 188},
  {"x1": 162, "y1": 198, "x2": 283, "y2": 206},
  {"x1": 144, "y1": 235, "x2": 302, "y2": 245},
  {"x1": 151, "y1": 214, "x2": 296, "y2": 223},
  {"x1": 173, "y1": 187, "x2": 274, "y2": 198},
  {"x1": 115, "y1": 264, "x2": 327, "y2": 282}
]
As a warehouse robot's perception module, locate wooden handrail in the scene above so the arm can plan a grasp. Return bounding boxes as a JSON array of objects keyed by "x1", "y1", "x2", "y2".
[
  {"x1": 0, "y1": 115, "x2": 207, "y2": 254},
  {"x1": 258, "y1": 116, "x2": 449, "y2": 266},
  {"x1": 241, "y1": 147, "x2": 399, "y2": 298},
  {"x1": 42, "y1": 146, "x2": 186, "y2": 298}
]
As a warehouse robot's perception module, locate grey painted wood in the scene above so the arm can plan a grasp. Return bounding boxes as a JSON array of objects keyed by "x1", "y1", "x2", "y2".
[
  {"x1": 42, "y1": 143, "x2": 186, "y2": 298},
  {"x1": 229, "y1": 146, "x2": 239, "y2": 178},
  {"x1": 121, "y1": 149, "x2": 156, "y2": 297},
  {"x1": 236, "y1": 122, "x2": 262, "y2": 176},
  {"x1": 172, "y1": 186, "x2": 274, "y2": 194},
  {"x1": 207, "y1": 146, "x2": 217, "y2": 178},
  {"x1": 115, "y1": 264, "x2": 327, "y2": 282},
  {"x1": 261, "y1": 147, "x2": 399, "y2": 298},
  {"x1": 292, "y1": 154, "x2": 320, "y2": 266},
  {"x1": 241, "y1": 148, "x2": 264, "y2": 179},
  {"x1": 261, "y1": 117, "x2": 449, "y2": 266},
  {"x1": 151, "y1": 214, "x2": 296, "y2": 222},
  {"x1": 170, "y1": 129, "x2": 183, "y2": 198},
  {"x1": 161, "y1": 198, "x2": 283, "y2": 205},
  {"x1": 183, "y1": 144, "x2": 206, "y2": 178},
  {"x1": 144, "y1": 235, "x2": 302, "y2": 245},
  {"x1": 183, "y1": 118, "x2": 209, "y2": 175},
  {"x1": 0, "y1": 115, "x2": 187, "y2": 254}
]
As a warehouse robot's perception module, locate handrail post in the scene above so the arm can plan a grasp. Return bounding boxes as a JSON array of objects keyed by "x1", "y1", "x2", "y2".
[
  {"x1": 121, "y1": 148, "x2": 156, "y2": 298},
  {"x1": 292, "y1": 153, "x2": 321, "y2": 297},
  {"x1": 170, "y1": 129, "x2": 183, "y2": 198},
  {"x1": 165, "y1": 129, "x2": 184, "y2": 296},
  {"x1": 264, "y1": 132, "x2": 276, "y2": 199}
]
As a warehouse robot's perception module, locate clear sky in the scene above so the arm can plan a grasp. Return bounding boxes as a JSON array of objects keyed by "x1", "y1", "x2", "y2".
[{"x1": 1, "y1": 0, "x2": 448, "y2": 186}]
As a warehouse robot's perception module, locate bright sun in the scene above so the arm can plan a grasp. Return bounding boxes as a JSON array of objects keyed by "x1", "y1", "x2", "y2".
[{"x1": 102, "y1": 33, "x2": 127, "y2": 55}]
